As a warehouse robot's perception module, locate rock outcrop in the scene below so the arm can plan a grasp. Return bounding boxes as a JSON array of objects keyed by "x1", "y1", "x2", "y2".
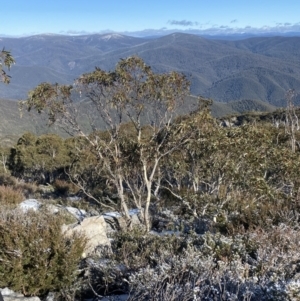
[
  {"x1": 62, "y1": 216, "x2": 111, "y2": 256},
  {"x1": 0, "y1": 288, "x2": 40, "y2": 301}
]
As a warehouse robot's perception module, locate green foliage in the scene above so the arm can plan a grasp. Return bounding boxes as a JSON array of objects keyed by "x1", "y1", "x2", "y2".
[
  {"x1": 159, "y1": 115, "x2": 300, "y2": 234},
  {"x1": 0, "y1": 209, "x2": 86, "y2": 297},
  {"x1": 9, "y1": 132, "x2": 72, "y2": 183},
  {"x1": 111, "y1": 228, "x2": 186, "y2": 269},
  {"x1": 0, "y1": 48, "x2": 15, "y2": 84}
]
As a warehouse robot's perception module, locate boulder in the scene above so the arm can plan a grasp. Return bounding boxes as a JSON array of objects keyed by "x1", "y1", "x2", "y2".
[
  {"x1": 0, "y1": 287, "x2": 40, "y2": 301},
  {"x1": 103, "y1": 209, "x2": 142, "y2": 232},
  {"x1": 3, "y1": 297, "x2": 40, "y2": 301},
  {"x1": 62, "y1": 216, "x2": 110, "y2": 256},
  {"x1": 19, "y1": 199, "x2": 41, "y2": 212}
]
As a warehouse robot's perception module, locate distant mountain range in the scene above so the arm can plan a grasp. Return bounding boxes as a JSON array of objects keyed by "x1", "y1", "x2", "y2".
[{"x1": 1, "y1": 32, "x2": 300, "y2": 107}]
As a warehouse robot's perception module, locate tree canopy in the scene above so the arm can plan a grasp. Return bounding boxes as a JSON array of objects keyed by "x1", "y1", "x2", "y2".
[{"x1": 21, "y1": 56, "x2": 203, "y2": 231}]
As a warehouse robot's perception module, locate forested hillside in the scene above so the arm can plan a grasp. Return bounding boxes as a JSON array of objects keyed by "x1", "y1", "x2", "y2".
[{"x1": 1, "y1": 33, "x2": 300, "y2": 106}]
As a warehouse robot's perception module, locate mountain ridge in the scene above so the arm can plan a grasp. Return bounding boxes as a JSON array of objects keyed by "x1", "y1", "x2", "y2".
[{"x1": 1, "y1": 32, "x2": 300, "y2": 106}]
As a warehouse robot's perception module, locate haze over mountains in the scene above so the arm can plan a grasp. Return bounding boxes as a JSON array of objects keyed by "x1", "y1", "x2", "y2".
[{"x1": 1, "y1": 32, "x2": 300, "y2": 107}]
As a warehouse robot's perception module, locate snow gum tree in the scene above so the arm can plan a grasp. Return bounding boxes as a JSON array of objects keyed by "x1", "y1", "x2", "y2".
[
  {"x1": 21, "y1": 56, "x2": 199, "y2": 231},
  {"x1": 0, "y1": 49, "x2": 15, "y2": 84}
]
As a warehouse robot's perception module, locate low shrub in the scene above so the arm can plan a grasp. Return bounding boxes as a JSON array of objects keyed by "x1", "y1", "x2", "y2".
[
  {"x1": 82, "y1": 224, "x2": 300, "y2": 300},
  {"x1": 17, "y1": 181, "x2": 38, "y2": 198},
  {"x1": 127, "y1": 227, "x2": 300, "y2": 301},
  {"x1": 0, "y1": 173, "x2": 17, "y2": 186},
  {"x1": 127, "y1": 248, "x2": 249, "y2": 301},
  {"x1": 111, "y1": 228, "x2": 186, "y2": 269},
  {"x1": 85, "y1": 229, "x2": 188, "y2": 297},
  {"x1": 176, "y1": 189, "x2": 299, "y2": 235},
  {"x1": 53, "y1": 179, "x2": 79, "y2": 196},
  {"x1": 0, "y1": 185, "x2": 24, "y2": 207},
  {"x1": 0, "y1": 209, "x2": 87, "y2": 297}
]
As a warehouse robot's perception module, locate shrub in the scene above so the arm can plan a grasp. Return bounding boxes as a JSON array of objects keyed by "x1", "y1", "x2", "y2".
[
  {"x1": 0, "y1": 185, "x2": 24, "y2": 207},
  {"x1": 111, "y1": 228, "x2": 186, "y2": 269},
  {"x1": 83, "y1": 224, "x2": 300, "y2": 300},
  {"x1": 0, "y1": 173, "x2": 17, "y2": 186},
  {"x1": 127, "y1": 248, "x2": 244, "y2": 301},
  {"x1": 0, "y1": 209, "x2": 87, "y2": 297},
  {"x1": 85, "y1": 229, "x2": 188, "y2": 297},
  {"x1": 53, "y1": 179, "x2": 79, "y2": 196},
  {"x1": 127, "y1": 228, "x2": 300, "y2": 301},
  {"x1": 17, "y1": 181, "x2": 38, "y2": 198}
]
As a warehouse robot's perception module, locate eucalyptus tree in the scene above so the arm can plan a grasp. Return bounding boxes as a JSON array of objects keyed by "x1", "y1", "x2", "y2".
[
  {"x1": 0, "y1": 49, "x2": 15, "y2": 84},
  {"x1": 0, "y1": 49, "x2": 14, "y2": 173},
  {"x1": 21, "y1": 56, "x2": 198, "y2": 231}
]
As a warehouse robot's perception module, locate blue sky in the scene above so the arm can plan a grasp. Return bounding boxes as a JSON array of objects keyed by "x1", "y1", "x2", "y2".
[{"x1": 1, "y1": 0, "x2": 300, "y2": 37}]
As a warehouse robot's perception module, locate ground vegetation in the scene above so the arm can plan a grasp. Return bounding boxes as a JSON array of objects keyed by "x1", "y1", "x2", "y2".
[{"x1": 2, "y1": 56, "x2": 300, "y2": 300}]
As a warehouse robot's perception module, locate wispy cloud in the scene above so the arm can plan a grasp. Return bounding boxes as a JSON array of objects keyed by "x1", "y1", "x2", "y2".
[
  {"x1": 60, "y1": 30, "x2": 89, "y2": 35},
  {"x1": 59, "y1": 29, "x2": 114, "y2": 35},
  {"x1": 130, "y1": 21, "x2": 300, "y2": 37},
  {"x1": 168, "y1": 20, "x2": 198, "y2": 27},
  {"x1": 4, "y1": 21, "x2": 300, "y2": 38}
]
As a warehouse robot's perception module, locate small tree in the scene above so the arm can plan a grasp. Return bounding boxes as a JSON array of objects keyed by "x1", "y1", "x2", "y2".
[
  {"x1": 285, "y1": 89, "x2": 299, "y2": 153},
  {"x1": 0, "y1": 48, "x2": 15, "y2": 84},
  {"x1": 22, "y1": 56, "x2": 199, "y2": 231},
  {"x1": 9, "y1": 133, "x2": 72, "y2": 183}
]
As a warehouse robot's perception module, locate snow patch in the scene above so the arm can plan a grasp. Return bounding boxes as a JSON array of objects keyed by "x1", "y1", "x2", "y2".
[
  {"x1": 103, "y1": 211, "x2": 121, "y2": 218},
  {"x1": 103, "y1": 208, "x2": 140, "y2": 218},
  {"x1": 19, "y1": 199, "x2": 41, "y2": 212},
  {"x1": 65, "y1": 206, "x2": 87, "y2": 221},
  {"x1": 101, "y1": 33, "x2": 124, "y2": 41}
]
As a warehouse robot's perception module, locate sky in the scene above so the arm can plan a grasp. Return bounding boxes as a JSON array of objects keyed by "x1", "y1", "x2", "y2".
[{"x1": 1, "y1": 0, "x2": 300, "y2": 37}]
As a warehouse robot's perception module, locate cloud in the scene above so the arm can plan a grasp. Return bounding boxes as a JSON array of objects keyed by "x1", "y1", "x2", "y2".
[
  {"x1": 168, "y1": 20, "x2": 198, "y2": 27},
  {"x1": 126, "y1": 21, "x2": 300, "y2": 38},
  {"x1": 60, "y1": 30, "x2": 90, "y2": 35},
  {"x1": 59, "y1": 29, "x2": 117, "y2": 36},
  {"x1": 5, "y1": 21, "x2": 300, "y2": 38},
  {"x1": 230, "y1": 19, "x2": 238, "y2": 24}
]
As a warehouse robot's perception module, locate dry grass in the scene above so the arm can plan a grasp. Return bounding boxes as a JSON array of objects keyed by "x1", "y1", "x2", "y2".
[{"x1": 0, "y1": 185, "x2": 24, "y2": 207}]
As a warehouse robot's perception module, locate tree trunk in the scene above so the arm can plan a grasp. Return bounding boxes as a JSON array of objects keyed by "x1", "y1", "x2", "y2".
[
  {"x1": 144, "y1": 182, "x2": 152, "y2": 232},
  {"x1": 117, "y1": 175, "x2": 131, "y2": 223}
]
